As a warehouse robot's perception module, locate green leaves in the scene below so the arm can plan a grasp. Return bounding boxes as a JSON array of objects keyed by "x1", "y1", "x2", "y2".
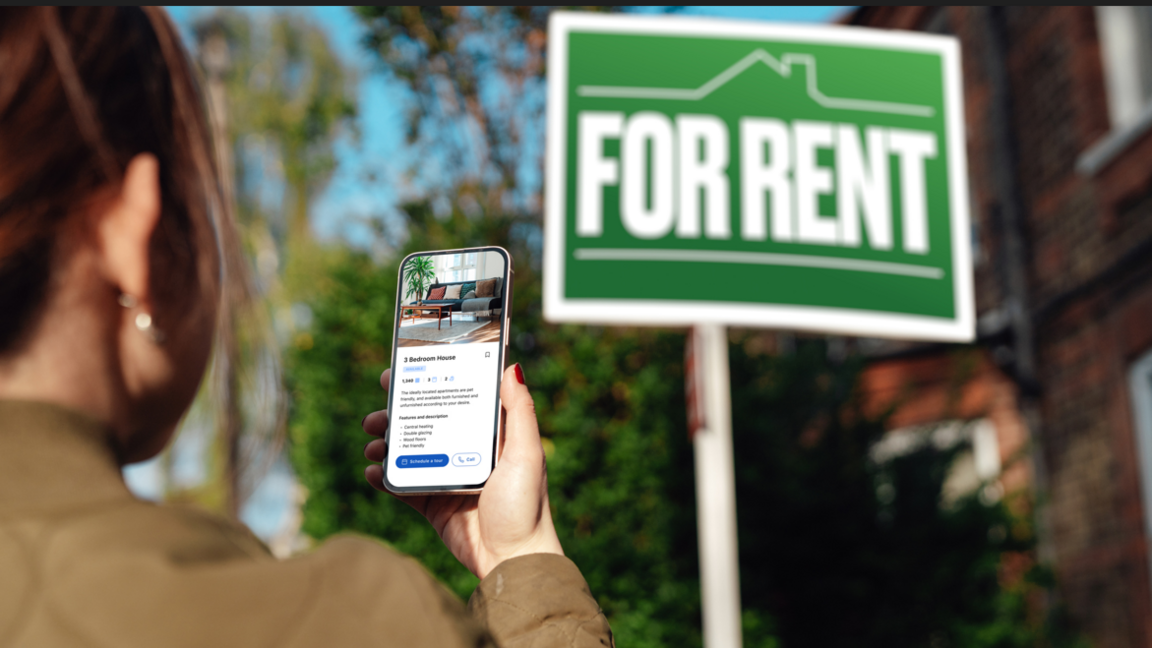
[{"x1": 403, "y1": 255, "x2": 436, "y2": 303}]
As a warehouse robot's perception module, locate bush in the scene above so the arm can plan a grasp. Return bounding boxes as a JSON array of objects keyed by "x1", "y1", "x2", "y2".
[{"x1": 288, "y1": 214, "x2": 1058, "y2": 647}]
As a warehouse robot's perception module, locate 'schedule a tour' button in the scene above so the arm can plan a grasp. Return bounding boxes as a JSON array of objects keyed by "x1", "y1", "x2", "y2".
[
  {"x1": 396, "y1": 454, "x2": 449, "y2": 468},
  {"x1": 452, "y1": 453, "x2": 482, "y2": 467}
]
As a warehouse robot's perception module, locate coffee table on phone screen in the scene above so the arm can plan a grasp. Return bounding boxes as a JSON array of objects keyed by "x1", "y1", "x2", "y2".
[{"x1": 402, "y1": 304, "x2": 453, "y2": 330}]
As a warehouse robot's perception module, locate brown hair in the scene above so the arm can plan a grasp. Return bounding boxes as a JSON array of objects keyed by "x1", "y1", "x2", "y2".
[{"x1": 0, "y1": 7, "x2": 236, "y2": 352}]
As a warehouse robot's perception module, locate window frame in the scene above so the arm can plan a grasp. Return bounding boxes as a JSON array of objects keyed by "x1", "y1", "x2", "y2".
[
  {"x1": 1128, "y1": 348, "x2": 1152, "y2": 594},
  {"x1": 1078, "y1": 6, "x2": 1152, "y2": 174}
]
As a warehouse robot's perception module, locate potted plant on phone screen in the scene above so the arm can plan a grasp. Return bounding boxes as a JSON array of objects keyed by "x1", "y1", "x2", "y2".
[{"x1": 405, "y1": 255, "x2": 436, "y2": 307}]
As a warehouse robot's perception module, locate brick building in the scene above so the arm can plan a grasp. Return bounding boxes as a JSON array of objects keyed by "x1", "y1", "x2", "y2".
[{"x1": 847, "y1": 7, "x2": 1152, "y2": 647}]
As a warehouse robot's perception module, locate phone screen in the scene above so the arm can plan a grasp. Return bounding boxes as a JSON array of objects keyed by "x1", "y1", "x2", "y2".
[{"x1": 384, "y1": 247, "x2": 510, "y2": 492}]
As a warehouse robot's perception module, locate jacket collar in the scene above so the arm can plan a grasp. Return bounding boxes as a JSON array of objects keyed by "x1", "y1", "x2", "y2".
[{"x1": 0, "y1": 400, "x2": 133, "y2": 516}]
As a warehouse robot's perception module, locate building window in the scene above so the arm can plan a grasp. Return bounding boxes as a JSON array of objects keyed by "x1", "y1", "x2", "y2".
[
  {"x1": 1097, "y1": 7, "x2": 1152, "y2": 129},
  {"x1": 871, "y1": 419, "x2": 1002, "y2": 507},
  {"x1": 1129, "y1": 348, "x2": 1152, "y2": 591}
]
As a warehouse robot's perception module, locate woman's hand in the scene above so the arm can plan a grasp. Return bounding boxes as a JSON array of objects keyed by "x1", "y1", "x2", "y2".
[{"x1": 362, "y1": 364, "x2": 564, "y2": 580}]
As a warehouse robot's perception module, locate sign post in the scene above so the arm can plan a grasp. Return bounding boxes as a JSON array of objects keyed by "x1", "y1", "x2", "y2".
[
  {"x1": 687, "y1": 324, "x2": 742, "y2": 648},
  {"x1": 544, "y1": 12, "x2": 972, "y2": 646}
]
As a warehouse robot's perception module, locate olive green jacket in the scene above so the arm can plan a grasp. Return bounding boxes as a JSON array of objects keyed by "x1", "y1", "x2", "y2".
[{"x1": 0, "y1": 401, "x2": 613, "y2": 647}]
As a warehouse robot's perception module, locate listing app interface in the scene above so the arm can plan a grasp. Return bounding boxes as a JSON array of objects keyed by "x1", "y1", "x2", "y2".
[{"x1": 387, "y1": 249, "x2": 507, "y2": 489}]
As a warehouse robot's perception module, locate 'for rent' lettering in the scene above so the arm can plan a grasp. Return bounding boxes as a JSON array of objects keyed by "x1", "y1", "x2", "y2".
[{"x1": 576, "y1": 111, "x2": 938, "y2": 254}]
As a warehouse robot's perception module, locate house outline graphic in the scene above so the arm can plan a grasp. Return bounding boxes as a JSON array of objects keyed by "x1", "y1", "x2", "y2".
[{"x1": 576, "y1": 49, "x2": 936, "y2": 118}]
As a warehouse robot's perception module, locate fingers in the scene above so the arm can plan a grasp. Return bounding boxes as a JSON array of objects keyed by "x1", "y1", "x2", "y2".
[
  {"x1": 364, "y1": 464, "x2": 389, "y2": 493},
  {"x1": 364, "y1": 438, "x2": 386, "y2": 462},
  {"x1": 365, "y1": 367, "x2": 419, "y2": 505},
  {"x1": 363, "y1": 368, "x2": 393, "y2": 437},
  {"x1": 499, "y1": 363, "x2": 543, "y2": 464},
  {"x1": 362, "y1": 410, "x2": 388, "y2": 437}
]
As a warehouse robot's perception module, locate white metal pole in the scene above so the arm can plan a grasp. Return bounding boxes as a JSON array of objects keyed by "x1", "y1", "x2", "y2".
[{"x1": 692, "y1": 323, "x2": 743, "y2": 648}]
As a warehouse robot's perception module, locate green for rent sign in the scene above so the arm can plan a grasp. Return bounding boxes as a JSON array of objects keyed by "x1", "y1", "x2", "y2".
[{"x1": 543, "y1": 13, "x2": 974, "y2": 341}]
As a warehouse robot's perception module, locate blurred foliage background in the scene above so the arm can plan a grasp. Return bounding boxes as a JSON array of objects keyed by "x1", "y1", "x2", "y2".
[{"x1": 175, "y1": 6, "x2": 1088, "y2": 647}]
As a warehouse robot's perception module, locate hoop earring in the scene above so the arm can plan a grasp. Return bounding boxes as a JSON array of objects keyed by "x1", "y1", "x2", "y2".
[{"x1": 118, "y1": 293, "x2": 166, "y2": 345}]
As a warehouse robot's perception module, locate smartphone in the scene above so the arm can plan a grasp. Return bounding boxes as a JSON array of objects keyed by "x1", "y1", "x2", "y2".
[{"x1": 383, "y1": 246, "x2": 513, "y2": 495}]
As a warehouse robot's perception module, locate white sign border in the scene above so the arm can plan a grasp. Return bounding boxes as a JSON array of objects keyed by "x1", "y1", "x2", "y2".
[{"x1": 544, "y1": 12, "x2": 975, "y2": 342}]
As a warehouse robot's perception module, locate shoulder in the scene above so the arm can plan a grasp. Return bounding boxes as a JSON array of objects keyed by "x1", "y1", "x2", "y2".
[
  {"x1": 40, "y1": 498, "x2": 271, "y2": 563},
  {"x1": 11, "y1": 503, "x2": 488, "y2": 647}
]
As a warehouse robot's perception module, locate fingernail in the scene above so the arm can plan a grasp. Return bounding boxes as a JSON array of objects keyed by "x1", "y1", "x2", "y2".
[
  {"x1": 514, "y1": 363, "x2": 525, "y2": 384},
  {"x1": 361, "y1": 415, "x2": 367, "y2": 428}
]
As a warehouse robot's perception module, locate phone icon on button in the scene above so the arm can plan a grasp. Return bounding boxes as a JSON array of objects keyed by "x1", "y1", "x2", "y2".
[{"x1": 452, "y1": 453, "x2": 482, "y2": 466}]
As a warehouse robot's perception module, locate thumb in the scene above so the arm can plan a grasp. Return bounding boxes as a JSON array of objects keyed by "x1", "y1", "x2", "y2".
[{"x1": 500, "y1": 363, "x2": 542, "y2": 462}]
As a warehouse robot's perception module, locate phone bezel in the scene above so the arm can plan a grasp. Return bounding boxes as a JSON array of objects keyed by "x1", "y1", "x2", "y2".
[{"x1": 382, "y1": 245, "x2": 512, "y2": 495}]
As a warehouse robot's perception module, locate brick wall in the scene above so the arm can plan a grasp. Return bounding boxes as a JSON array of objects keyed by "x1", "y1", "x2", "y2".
[{"x1": 851, "y1": 7, "x2": 1152, "y2": 647}]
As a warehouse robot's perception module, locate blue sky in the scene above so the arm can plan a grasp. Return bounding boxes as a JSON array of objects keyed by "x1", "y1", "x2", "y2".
[
  {"x1": 135, "y1": 5, "x2": 851, "y2": 540},
  {"x1": 166, "y1": 6, "x2": 852, "y2": 249}
]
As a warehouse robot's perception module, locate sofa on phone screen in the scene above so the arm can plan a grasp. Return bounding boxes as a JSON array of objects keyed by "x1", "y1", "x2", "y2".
[{"x1": 413, "y1": 277, "x2": 504, "y2": 319}]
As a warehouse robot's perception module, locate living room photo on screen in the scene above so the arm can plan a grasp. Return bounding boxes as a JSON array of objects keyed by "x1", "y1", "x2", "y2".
[{"x1": 396, "y1": 250, "x2": 505, "y2": 348}]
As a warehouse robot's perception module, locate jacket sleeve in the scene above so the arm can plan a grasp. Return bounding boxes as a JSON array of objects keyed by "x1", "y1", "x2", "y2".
[{"x1": 468, "y1": 554, "x2": 614, "y2": 648}]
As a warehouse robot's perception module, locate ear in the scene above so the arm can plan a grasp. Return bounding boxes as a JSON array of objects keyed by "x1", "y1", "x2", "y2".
[{"x1": 97, "y1": 154, "x2": 161, "y2": 301}]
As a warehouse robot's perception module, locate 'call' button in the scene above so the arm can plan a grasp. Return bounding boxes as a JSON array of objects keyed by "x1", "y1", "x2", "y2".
[
  {"x1": 452, "y1": 453, "x2": 482, "y2": 467},
  {"x1": 396, "y1": 454, "x2": 449, "y2": 468}
]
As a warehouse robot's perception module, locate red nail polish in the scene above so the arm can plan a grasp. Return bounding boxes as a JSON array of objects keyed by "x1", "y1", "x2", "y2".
[{"x1": 514, "y1": 363, "x2": 525, "y2": 384}]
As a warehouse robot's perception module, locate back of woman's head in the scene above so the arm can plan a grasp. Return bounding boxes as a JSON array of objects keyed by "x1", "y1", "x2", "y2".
[{"x1": 0, "y1": 7, "x2": 226, "y2": 354}]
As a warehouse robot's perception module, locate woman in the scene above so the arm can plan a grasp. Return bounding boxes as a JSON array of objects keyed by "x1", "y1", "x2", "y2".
[{"x1": 0, "y1": 7, "x2": 612, "y2": 647}]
